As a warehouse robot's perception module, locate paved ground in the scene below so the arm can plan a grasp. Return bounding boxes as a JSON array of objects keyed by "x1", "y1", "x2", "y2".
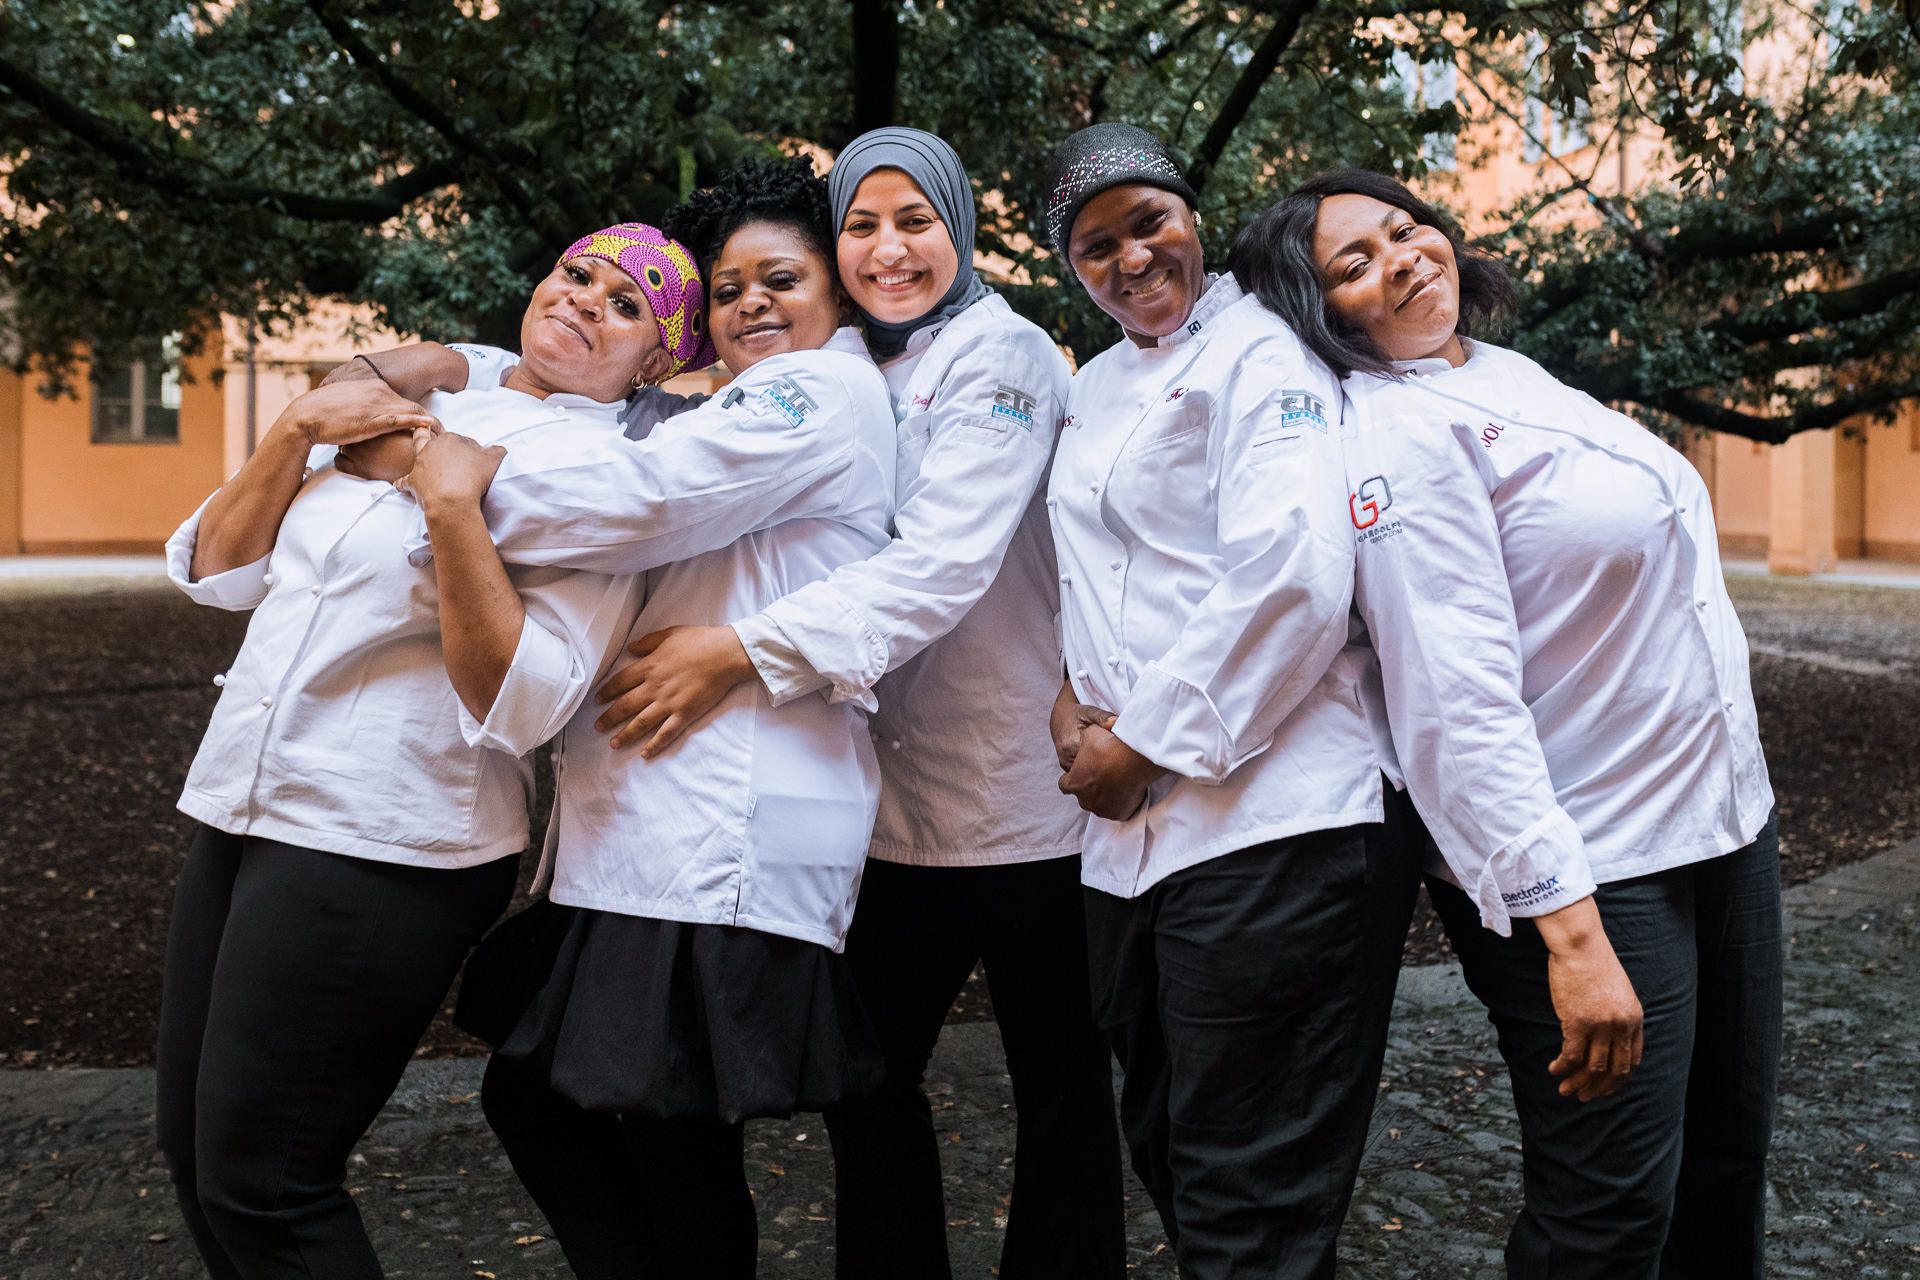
[{"x1": 5, "y1": 838, "x2": 1916, "y2": 1280}]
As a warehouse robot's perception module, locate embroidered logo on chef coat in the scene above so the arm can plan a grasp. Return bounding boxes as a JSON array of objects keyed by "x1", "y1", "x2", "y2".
[
  {"x1": 1350, "y1": 475, "x2": 1393, "y2": 529},
  {"x1": 1277, "y1": 389, "x2": 1329, "y2": 433},
  {"x1": 757, "y1": 376, "x2": 818, "y2": 427},
  {"x1": 1166, "y1": 386, "x2": 1188, "y2": 402},
  {"x1": 990, "y1": 384, "x2": 1038, "y2": 431},
  {"x1": 1350, "y1": 475, "x2": 1404, "y2": 545}
]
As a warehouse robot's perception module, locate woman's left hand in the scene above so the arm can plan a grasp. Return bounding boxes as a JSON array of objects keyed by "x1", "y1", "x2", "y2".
[
  {"x1": 593, "y1": 624, "x2": 758, "y2": 755},
  {"x1": 1059, "y1": 724, "x2": 1166, "y2": 821},
  {"x1": 400, "y1": 430, "x2": 505, "y2": 513}
]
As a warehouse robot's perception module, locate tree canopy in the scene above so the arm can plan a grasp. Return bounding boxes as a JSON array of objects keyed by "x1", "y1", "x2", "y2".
[{"x1": 1, "y1": 0, "x2": 1915, "y2": 442}]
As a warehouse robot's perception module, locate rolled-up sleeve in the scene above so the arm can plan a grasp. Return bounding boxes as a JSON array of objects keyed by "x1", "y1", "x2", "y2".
[
  {"x1": 456, "y1": 565, "x2": 642, "y2": 757},
  {"x1": 1351, "y1": 410, "x2": 1595, "y2": 936},
  {"x1": 738, "y1": 332, "x2": 1063, "y2": 709},
  {"x1": 165, "y1": 497, "x2": 271, "y2": 611},
  {"x1": 1110, "y1": 344, "x2": 1355, "y2": 783},
  {"x1": 481, "y1": 355, "x2": 865, "y2": 576}
]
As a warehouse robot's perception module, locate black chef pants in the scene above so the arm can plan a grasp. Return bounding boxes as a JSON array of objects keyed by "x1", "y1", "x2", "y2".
[
  {"x1": 478, "y1": 1052, "x2": 756, "y2": 1280},
  {"x1": 154, "y1": 825, "x2": 517, "y2": 1280},
  {"x1": 1427, "y1": 816, "x2": 1783, "y2": 1280},
  {"x1": 1082, "y1": 794, "x2": 1421, "y2": 1280},
  {"x1": 825, "y1": 854, "x2": 1124, "y2": 1280}
]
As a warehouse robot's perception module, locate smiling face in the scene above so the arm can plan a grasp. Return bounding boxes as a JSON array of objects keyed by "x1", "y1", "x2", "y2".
[
  {"x1": 1313, "y1": 192, "x2": 1465, "y2": 366},
  {"x1": 707, "y1": 220, "x2": 843, "y2": 372},
  {"x1": 836, "y1": 167, "x2": 961, "y2": 325},
  {"x1": 1066, "y1": 184, "x2": 1208, "y2": 347},
  {"x1": 515, "y1": 255, "x2": 671, "y2": 401}
]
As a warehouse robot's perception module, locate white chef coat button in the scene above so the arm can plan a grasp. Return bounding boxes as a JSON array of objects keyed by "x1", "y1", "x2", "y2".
[
  {"x1": 1677, "y1": 506, "x2": 1688, "y2": 514},
  {"x1": 1075, "y1": 668, "x2": 1091, "y2": 681},
  {"x1": 1697, "y1": 599, "x2": 1708, "y2": 609},
  {"x1": 1045, "y1": 497, "x2": 1058, "y2": 508},
  {"x1": 1060, "y1": 573, "x2": 1071, "y2": 585},
  {"x1": 259, "y1": 695, "x2": 273, "y2": 709},
  {"x1": 1088, "y1": 482, "x2": 1100, "y2": 493},
  {"x1": 211, "y1": 673, "x2": 227, "y2": 688},
  {"x1": 262, "y1": 572, "x2": 275, "y2": 587},
  {"x1": 1109, "y1": 560, "x2": 1122, "y2": 571},
  {"x1": 1106, "y1": 653, "x2": 1122, "y2": 667},
  {"x1": 310, "y1": 584, "x2": 322, "y2": 596},
  {"x1": 890, "y1": 739, "x2": 903, "y2": 750},
  {"x1": 1724, "y1": 699, "x2": 1735, "y2": 710}
]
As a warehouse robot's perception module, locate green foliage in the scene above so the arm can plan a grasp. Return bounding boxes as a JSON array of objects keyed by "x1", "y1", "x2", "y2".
[{"x1": 1, "y1": 0, "x2": 1915, "y2": 439}]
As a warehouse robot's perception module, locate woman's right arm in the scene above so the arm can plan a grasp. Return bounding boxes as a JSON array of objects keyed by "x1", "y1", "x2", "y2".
[
  {"x1": 187, "y1": 381, "x2": 438, "y2": 581},
  {"x1": 1352, "y1": 405, "x2": 1640, "y2": 1100},
  {"x1": 319, "y1": 342, "x2": 472, "y2": 400}
]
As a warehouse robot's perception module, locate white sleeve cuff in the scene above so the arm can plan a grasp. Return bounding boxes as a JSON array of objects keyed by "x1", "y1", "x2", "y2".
[
  {"x1": 1110, "y1": 662, "x2": 1268, "y2": 784},
  {"x1": 749, "y1": 585, "x2": 887, "y2": 711},
  {"x1": 458, "y1": 614, "x2": 583, "y2": 756},
  {"x1": 1469, "y1": 806, "x2": 1598, "y2": 937},
  {"x1": 165, "y1": 510, "x2": 271, "y2": 611}
]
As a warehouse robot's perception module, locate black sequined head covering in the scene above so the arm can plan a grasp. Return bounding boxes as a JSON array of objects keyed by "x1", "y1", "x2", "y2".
[{"x1": 1043, "y1": 122, "x2": 1199, "y2": 255}]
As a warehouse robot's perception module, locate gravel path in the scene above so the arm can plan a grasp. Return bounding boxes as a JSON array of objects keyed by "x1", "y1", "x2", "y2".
[
  {"x1": 5, "y1": 840, "x2": 1916, "y2": 1279},
  {"x1": 2, "y1": 574, "x2": 1917, "y2": 1066}
]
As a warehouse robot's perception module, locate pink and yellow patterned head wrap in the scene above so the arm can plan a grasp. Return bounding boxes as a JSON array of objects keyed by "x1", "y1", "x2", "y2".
[{"x1": 556, "y1": 222, "x2": 717, "y2": 376}]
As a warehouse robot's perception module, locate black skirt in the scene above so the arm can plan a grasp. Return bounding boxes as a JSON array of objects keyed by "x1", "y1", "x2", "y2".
[{"x1": 455, "y1": 900, "x2": 882, "y2": 1124}]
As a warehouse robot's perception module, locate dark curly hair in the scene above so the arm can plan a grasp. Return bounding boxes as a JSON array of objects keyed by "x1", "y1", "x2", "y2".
[
  {"x1": 1227, "y1": 168, "x2": 1518, "y2": 379},
  {"x1": 662, "y1": 155, "x2": 836, "y2": 281}
]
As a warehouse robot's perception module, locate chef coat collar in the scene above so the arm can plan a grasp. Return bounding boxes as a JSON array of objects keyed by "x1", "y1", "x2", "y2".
[
  {"x1": 1153, "y1": 273, "x2": 1237, "y2": 348},
  {"x1": 1390, "y1": 337, "x2": 1479, "y2": 378}
]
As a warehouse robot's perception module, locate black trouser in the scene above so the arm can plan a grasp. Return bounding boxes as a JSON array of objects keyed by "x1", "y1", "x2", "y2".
[
  {"x1": 1428, "y1": 816, "x2": 1784, "y2": 1280},
  {"x1": 1082, "y1": 794, "x2": 1422, "y2": 1280},
  {"x1": 479, "y1": 1052, "x2": 756, "y2": 1279},
  {"x1": 824, "y1": 854, "x2": 1124, "y2": 1280},
  {"x1": 154, "y1": 825, "x2": 517, "y2": 1280}
]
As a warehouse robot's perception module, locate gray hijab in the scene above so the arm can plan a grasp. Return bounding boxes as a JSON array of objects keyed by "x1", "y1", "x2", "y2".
[{"x1": 828, "y1": 127, "x2": 992, "y2": 360}]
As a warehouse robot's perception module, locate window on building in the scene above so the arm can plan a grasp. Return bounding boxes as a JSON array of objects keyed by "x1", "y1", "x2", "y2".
[
  {"x1": 91, "y1": 335, "x2": 183, "y2": 444},
  {"x1": 1390, "y1": 47, "x2": 1459, "y2": 172}
]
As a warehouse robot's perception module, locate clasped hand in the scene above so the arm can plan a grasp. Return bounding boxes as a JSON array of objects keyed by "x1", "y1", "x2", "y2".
[{"x1": 1050, "y1": 682, "x2": 1164, "y2": 820}]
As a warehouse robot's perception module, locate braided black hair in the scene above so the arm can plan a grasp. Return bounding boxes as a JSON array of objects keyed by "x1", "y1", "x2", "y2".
[{"x1": 662, "y1": 155, "x2": 836, "y2": 280}]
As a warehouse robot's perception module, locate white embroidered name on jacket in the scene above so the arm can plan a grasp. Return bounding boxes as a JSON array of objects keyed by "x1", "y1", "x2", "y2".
[
  {"x1": 168, "y1": 384, "x2": 642, "y2": 867},
  {"x1": 457, "y1": 332, "x2": 898, "y2": 950},
  {"x1": 1050, "y1": 274, "x2": 1383, "y2": 899},
  {"x1": 729, "y1": 294, "x2": 1087, "y2": 867},
  {"x1": 1344, "y1": 339, "x2": 1774, "y2": 935}
]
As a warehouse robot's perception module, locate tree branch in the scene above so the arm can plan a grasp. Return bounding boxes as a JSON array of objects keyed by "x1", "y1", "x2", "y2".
[
  {"x1": 1714, "y1": 268, "x2": 1920, "y2": 346},
  {"x1": 1187, "y1": 0, "x2": 1321, "y2": 194},
  {"x1": 1637, "y1": 379, "x2": 1920, "y2": 444},
  {"x1": 304, "y1": 0, "x2": 567, "y2": 241},
  {"x1": 0, "y1": 52, "x2": 457, "y2": 220}
]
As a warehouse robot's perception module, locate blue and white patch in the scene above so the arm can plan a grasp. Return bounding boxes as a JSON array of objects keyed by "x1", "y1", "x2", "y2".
[
  {"x1": 990, "y1": 383, "x2": 1038, "y2": 431},
  {"x1": 756, "y1": 375, "x2": 819, "y2": 427},
  {"x1": 1276, "y1": 388, "x2": 1329, "y2": 433}
]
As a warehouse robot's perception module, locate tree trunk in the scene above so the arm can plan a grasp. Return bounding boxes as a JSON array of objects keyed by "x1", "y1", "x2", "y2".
[{"x1": 849, "y1": 0, "x2": 901, "y2": 139}]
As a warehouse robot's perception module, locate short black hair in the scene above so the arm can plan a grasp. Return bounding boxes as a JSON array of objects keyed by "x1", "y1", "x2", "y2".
[
  {"x1": 1228, "y1": 168, "x2": 1518, "y2": 379},
  {"x1": 662, "y1": 155, "x2": 835, "y2": 281}
]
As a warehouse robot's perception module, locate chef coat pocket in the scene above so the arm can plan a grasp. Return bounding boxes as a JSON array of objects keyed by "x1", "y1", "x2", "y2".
[
  {"x1": 895, "y1": 409, "x2": 935, "y2": 489},
  {"x1": 1110, "y1": 404, "x2": 1211, "y2": 516}
]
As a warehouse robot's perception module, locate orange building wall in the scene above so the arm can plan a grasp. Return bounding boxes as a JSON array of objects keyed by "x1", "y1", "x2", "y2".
[
  {"x1": 1706, "y1": 434, "x2": 1772, "y2": 559},
  {"x1": 17, "y1": 350, "x2": 227, "y2": 553},
  {"x1": 1862, "y1": 408, "x2": 1920, "y2": 561},
  {"x1": 0, "y1": 367, "x2": 22, "y2": 554}
]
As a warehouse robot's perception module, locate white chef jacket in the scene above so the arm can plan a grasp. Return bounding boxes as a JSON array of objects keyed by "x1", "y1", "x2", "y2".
[
  {"x1": 459, "y1": 332, "x2": 898, "y2": 949},
  {"x1": 1344, "y1": 339, "x2": 1774, "y2": 935},
  {"x1": 1051, "y1": 274, "x2": 1383, "y2": 899},
  {"x1": 726, "y1": 294, "x2": 1087, "y2": 866},
  {"x1": 168, "y1": 386, "x2": 642, "y2": 868}
]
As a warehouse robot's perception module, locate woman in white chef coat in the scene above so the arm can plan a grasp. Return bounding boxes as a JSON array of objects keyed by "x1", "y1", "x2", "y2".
[
  {"x1": 153, "y1": 221, "x2": 714, "y2": 1280},
  {"x1": 423, "y1": 157, "x2": 898, "y2": 1280},
  {"x1": 569, "y1": 126, "x2": 1122, "y2": 1280},
  {"x1": 1040, "y1": 123, "x2": 1423, "y2": 1280},
  {"x1": 1235, "y1": 167, "x2": 1781, "y2": 1280}
]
